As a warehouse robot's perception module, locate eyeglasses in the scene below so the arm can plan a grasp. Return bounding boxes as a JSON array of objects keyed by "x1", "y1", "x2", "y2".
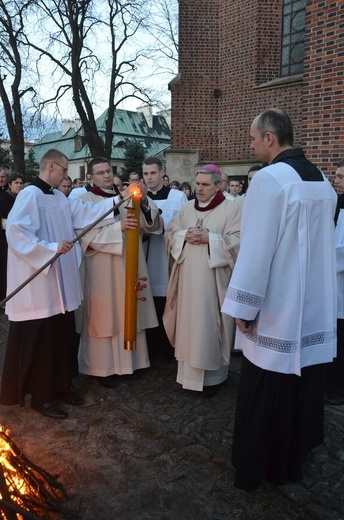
[
  {"x1": 93, "y1": 168, "x2": 112, "y2": 176},
  {"x1": 53, "y1": 161, "x2": 68, "y2": 175}
]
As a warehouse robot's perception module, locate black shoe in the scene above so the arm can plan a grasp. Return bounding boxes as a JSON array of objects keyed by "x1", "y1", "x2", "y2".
[
  {"x1": 324, "y1": 393, "x2": 344, "y2": 406},
  {"x1": 202, "y1": 381, "x2": 226, "y2": 399},
  {"x1": 56, "y1": 391, "x2": 85, "y2": 406},
  {"x1": 231, "y1": 350, "x2": 243, "y2": 358},
  {"x1": 91, "y1": 375, "x2": 117, "y2": 388},
  {"x1": 31, "y1": 401, "x2": 69, "y2": 419},
  {"x1": 118, "y1": 373, "x2": 139, "y2": 381},
  {"x1": 201, "y1": 385, "x2": 220, "y2": 399}
]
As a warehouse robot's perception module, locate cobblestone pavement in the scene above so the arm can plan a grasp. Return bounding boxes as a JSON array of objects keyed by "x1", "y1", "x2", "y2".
[{"x1": 0, "y1": 311, "x2": 343, "y2": 519}]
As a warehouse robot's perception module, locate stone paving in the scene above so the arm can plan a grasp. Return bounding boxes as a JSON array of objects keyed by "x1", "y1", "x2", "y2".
[
  {"x1": 122, "y1": 354, "x2": 344, "y2": 520},
  {"x1": 0, "y1": 311, "x2": 344, "y2": 519}
]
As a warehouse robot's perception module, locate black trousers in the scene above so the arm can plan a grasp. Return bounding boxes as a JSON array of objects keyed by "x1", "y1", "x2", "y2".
[
  {"x1": 232, "y1": 356, "x2": 325, "y2": 490},
  {"x1": 0, "y1": 312, "x2": 78, "y2": 406},
  {"x1": 325, "y1": 318, "x2": 344, "y2": 395},
  {"x1": 145, "y1": 296, "x2": 174, "y2": 361}
]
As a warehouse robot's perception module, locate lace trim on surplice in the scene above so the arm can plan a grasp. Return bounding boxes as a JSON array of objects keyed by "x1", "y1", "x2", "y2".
[
  {"x1": 226, "y1": 286, "x2": 263, "y2": 308},
  {"x1": 245, "y1": 328, "x2": 336, "y2": 354}
]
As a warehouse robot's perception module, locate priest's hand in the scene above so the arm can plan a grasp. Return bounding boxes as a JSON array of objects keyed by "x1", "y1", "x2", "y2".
[
  {"x1": 185, "y1": 226, "x2": 209, "y2": 245},
  {"x1": 235, "y1": 318, "x2": 253, "y2": 333},
  {"x1": 185, "y1": 227, "x2": 200, "y2": 244},
  {"x1": 121, "y1": 213, "x2": 138, "y2": 231},
  {"x1": 57, "y1": 240, "x2": 74, "y2": 254},
  {"x1": 198, "y1": 227, "x2": 209, "y2": 244}
]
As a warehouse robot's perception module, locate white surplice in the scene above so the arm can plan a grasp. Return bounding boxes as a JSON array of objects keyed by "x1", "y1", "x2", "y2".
[
  {"x1": 335, "y1": 208, "x2": 344, "y2": 319},
  {"x1": 145, "y1": 189, "x2": 187, "y2": 296},
  {"x1": 5, "y1": 186, "x2": 118, "y2": 321},
  {"x1": 221, "y1": 162, "x2": 337, "y2": 375}
]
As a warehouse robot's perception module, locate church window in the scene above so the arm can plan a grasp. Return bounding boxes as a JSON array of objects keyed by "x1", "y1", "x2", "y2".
[{"x1": 280, "y1": 0, "x2": 306, "y2": 77}]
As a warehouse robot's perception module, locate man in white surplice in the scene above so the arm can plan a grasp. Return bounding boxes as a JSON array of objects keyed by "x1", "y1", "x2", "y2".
[
  {"x1": 0, "y1": 149, "x2": 123, "y2": 419},
  {"x1": 221, "y1": 109, "x2": 337, "y2": 491},
  {"x1": 163, "y1": 168, "x2": 241, "y2": 395},
  {"x1": 142, "y1": 157, "x2": 187, "y2": 361}
]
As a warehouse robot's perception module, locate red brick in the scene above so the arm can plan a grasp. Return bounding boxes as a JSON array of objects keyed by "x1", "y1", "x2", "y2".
[{"x1": 170, "y1": 0, "x2": 344, "y2": 175}]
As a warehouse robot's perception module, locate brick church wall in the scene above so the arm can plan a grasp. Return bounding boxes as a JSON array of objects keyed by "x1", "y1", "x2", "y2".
[
  {"x1": 302, "y1": 1, "x2": 344, "y2": 174},
  {"x1": 169, "y1": 0, "x2": 344, "y2": 179},
  {"x1": 171, "y1": 0, "x2": 220, "y2": 161}
]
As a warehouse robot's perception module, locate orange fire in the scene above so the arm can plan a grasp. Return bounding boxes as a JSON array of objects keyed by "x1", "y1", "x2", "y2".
[
  {"x1": 0, "y1": 426, "x2": 69, "y2": 519},
  {"x1": 0, "y1": 426, "x2": 31, "y2": 502}
]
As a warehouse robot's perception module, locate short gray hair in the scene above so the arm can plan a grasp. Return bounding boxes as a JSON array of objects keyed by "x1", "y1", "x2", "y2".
[
  {"x1": 196, "y1": 169, "x2": 222, "y2": 185},
  {"x1": 256, "y1": 109, "x2": 293, "y2": 147}
]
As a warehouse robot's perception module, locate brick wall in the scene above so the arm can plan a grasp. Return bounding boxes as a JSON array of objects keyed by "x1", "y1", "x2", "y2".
[
  {"x1": 171, "y1": 0, "x2": 220, "y2": 161},
  {"x1": 170, "y1": 0, "x2": 344, "y2": 177},
  {"x1": 302, "y1": 0, "x2": 344, "y2": 174}
]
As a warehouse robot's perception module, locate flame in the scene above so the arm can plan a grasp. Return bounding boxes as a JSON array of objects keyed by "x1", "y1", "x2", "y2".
[
  {"x1": 0, "y1": 427, "x2": 31, "y2": 500},
  {"x1": 127, "y1": 184, "x2": 142, "y2": 199},
  {"x1": 0, "y1": 425, "x2": 69, "y2": 518}
]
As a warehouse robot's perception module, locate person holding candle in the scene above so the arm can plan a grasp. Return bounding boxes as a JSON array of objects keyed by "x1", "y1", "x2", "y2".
[
  {"x1": 163, "y1": 166, "x2": 241, "y2": 396},
  {"x1": 75, "y1": 157, "x2": 162, "y2": 388}
]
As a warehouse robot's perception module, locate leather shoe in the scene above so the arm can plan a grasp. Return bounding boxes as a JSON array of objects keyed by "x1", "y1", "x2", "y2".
[
  {"x1": 202, "y1": 385, "x2": 220, "y2": 399},
  {"x1": 91, "y1": 375, "x2": 116, "y2": 388},
  {"x1": 202, "y1": 381, "x2": 226, "y2": 399},
  {"x1": 324, "y1": 393, "x2": 344, "y2": 406},
  {"x1": 56, "y1": 391, "x2": 85, "y2": 406},
  {"x1": 31, "y1": 401, "x2": 69, "y2": 419}
]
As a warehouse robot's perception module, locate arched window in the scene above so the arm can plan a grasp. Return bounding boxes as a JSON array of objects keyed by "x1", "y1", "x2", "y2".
[{"x1": 280, "y1": 0, "x2": 306, "y2": 77}]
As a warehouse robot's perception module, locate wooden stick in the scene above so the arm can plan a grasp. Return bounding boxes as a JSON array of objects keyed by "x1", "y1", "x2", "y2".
[{"x1": 0, "y1": 193, "x2": 133, "y2": 308}]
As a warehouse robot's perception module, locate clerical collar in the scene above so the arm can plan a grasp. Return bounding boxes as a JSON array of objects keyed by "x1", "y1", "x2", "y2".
[
  {"x1": 194, "y1": 190, "x2": 225, "y2": 212},
  {"x1": 148, "y1": 185, "x2": 170, "y2": 200},
  {"x1": 197, "y1": 193, "x2": 216, "y2": 207},
  {"x1": 31, "y1": 176, "x2": 55, "y2": 194},
  {"x1": 271, "y1": 148, "x2": 304, "y2": 165}
]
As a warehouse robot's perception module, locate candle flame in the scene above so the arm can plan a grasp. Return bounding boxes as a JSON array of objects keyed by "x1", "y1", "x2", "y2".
[{"x1": 128, "y1": 184, "x2": 142, "y2": 199}]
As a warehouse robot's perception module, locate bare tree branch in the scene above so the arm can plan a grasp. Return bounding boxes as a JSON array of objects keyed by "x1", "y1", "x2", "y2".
[
  {"x1": 0, "y1": 0, "x2": 178, "y2": 166},
  {"x1": 0, "y1": 0, "x2": 37, "y2": 175}
]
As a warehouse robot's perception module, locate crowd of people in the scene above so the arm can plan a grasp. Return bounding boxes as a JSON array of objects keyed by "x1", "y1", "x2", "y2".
[{"x1": 0, "y1": 108, "x2": 342, "y2": 493}]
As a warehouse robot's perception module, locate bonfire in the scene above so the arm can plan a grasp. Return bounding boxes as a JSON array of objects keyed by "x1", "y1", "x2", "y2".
[{"x1": 0, "y1": 426, "x2": 73, "y2": 519}]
